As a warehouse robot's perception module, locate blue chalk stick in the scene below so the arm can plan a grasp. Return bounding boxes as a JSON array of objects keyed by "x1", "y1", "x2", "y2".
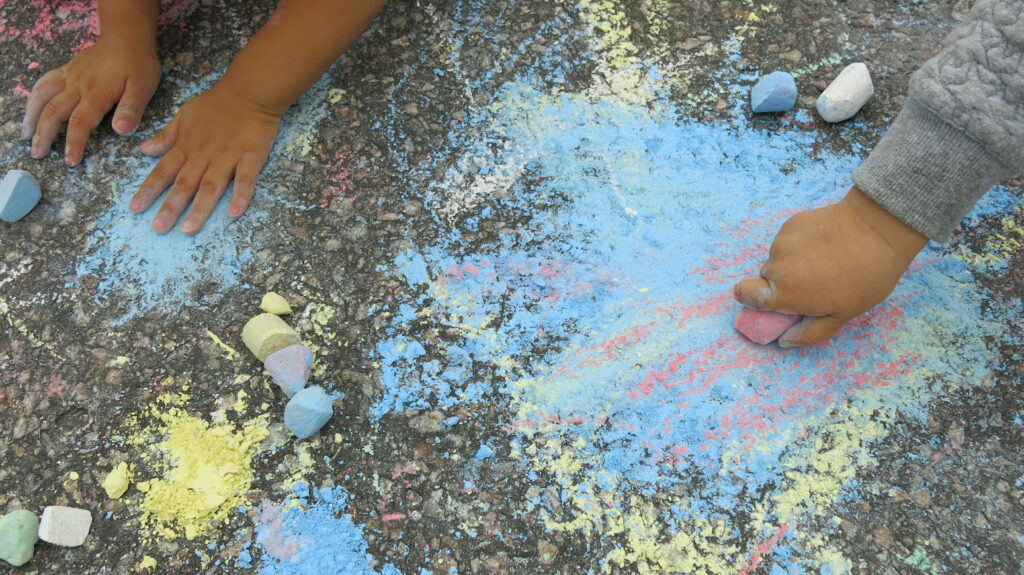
[
  {"x1": 0, "y1": 170, "x2": 41, "y2": 222},
  {"x1": 284, "y1": 386, "x2": 333, "y2": 439},
  {"x1": 750, "y1": 71, "x2": 797, "y2": 113}
]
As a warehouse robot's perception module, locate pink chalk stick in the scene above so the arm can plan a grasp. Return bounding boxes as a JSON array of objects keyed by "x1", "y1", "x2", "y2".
[{"x1": 735, "y1": 307, "x2": 802, "y2": 345}]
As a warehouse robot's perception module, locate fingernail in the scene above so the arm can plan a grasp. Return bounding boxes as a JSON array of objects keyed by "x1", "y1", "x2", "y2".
[
  {"x1": 180, "y1": 219, "x2": 197, "y2": 234},
  {"x1": 228, "y1": 205, "x2": 243, "y2": 217},
  {"x1": 778, "y1": 339, "x2": 796, "y2": 348},
  {"x1": 129, "y1": 198, "x2": 143, "y2": 212},
  {"x1": 115, "y1": 117, "x2": 134, "y2": 134},
  {"x1": 139, "y1": 139, "x2": 152, "y2": 150},
  {"x1": 21, "y1": 125, "x2": 28, "y2": 139}
]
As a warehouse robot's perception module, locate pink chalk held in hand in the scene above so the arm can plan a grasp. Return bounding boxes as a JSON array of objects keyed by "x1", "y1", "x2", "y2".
[{"x1": 735, "y1": 307, "x2": 802, "y2": 345}]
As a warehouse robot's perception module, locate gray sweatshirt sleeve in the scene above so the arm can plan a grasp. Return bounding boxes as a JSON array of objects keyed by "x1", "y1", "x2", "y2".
[{"x1": 851, "y1": 0, "x2": 1024, "y2": 241}]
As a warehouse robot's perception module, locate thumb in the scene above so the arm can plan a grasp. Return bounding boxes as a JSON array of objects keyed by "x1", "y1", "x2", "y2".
[
  {"x1": 112, "y1": 79, "x2": 157, "y2": 135},
  {"x1": 733, "y1": 278, "x2": 777, "y2": 310},
  {"x1": 138, "y1": 118, "x2": 178, "y2": 156},
  {"x1": 779, "y1": 316, "x2": 845, "y2": 348}
]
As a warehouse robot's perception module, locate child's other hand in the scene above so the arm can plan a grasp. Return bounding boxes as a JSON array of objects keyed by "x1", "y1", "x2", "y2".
[
  {"x1": 733, "y1": 187, "x2": 928, "y2": 347},
  {"x1": 24, "y1": 40, "x2": 160, "y2": 167},
  {"x1": 129, "y1": 83, "x2": 281, "y2": 234}
]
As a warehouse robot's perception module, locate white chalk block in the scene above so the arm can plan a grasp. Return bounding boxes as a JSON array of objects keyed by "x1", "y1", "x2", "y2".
[
  {"x1": 38, "y1": 506, "x2": 92, "y2": 547},
  {"x1": 816, "y1": 63, "x2": 874, "y2": 123},
  {"x1": 0, "y1": 170, "x2": 42, "y2": 222}
]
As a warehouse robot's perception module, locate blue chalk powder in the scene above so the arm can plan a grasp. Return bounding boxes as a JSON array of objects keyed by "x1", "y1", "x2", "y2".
[
  {"x1": 0, "y1": 170, "x2": 42, "y2": 222},
  {"x1": 284, "y1": 386, "x2": 334, "y2": 439},
  {"x1": 750, "y1": 71, "x2": 797, "y2": 113},
  {"x1": 256, "y1": 485, "x2": 403, "y2": 575}
]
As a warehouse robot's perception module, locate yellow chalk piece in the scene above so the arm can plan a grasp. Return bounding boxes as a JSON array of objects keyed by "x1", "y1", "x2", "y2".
[
  {"x1": 68, "y1": 471, "x2": 79, "y2": 481},
  {"x1": 140, "y1": 556, "x2": 157, "y2": 570},
  {"x1": 102, "y1": 462, "x2": 132, "y2": 499},
  {"x1": 260, "y1": 292, "x2": 293, "y2": 315},
  {"x1": 241, "y1": 314, "x2": 301, "y2": 361}
]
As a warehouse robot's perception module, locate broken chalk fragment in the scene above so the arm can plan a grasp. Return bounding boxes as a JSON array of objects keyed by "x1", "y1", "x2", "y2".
[
  {"x1": 242, "y1": 313, "x2": 301, "y2": 362},
  {"x1": 816, "y1": 62, "x2": 874, "y2": 123},
  {"x1": 264, "y1": 344, "x2": 313, "y2": 398},
  {"x1": 0, "y1": 509, "x2": 39, "y2": 567},
  {"x1": 0, "y1": 169, "x2": 42, "y2": 222},
  {"x1": 284, "y1": 386, "x2": 334, "y2": 439},
  {"x1": 101, "y1": 462, "x2": 132, "y2": 499},
  {"x1": 38, "y1": 506, "x2": 92, "y2": 547},
  {"x1": 735, "y1": 307, "x2": 802, "y2": 345},
  {"x1": 750, "y1": 71, "x2": 797, "y2": 113},
  {"x1": 260, "y1": 292, "x2": 293, "y2": 315}
]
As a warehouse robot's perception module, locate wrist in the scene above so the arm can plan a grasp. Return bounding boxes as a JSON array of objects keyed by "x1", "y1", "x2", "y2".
[
  {"x1": 216, "y1": 67, "x2": 292, "y2": 118},
  {"x1": 842, "y1": 186, "x2": 928, "y2": 260},
  {"x1": 97, "y1": 0, "x2": 159, "y2": 51}
]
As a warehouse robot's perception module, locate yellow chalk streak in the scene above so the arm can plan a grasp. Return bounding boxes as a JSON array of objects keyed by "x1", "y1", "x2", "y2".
[{"x1": 204, "y1": 328, "x2": 240, "y2": 360}]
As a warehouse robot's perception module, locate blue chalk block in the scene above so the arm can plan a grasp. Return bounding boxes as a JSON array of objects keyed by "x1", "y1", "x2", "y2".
[
  {"x1": 750, "y1": 71, "x2": 797, "y2": 113},
  {"x1": 264, "y1": 344, "x2": 313, "y2": 398},
  {"x1": 283, "y1": 386, "x2": 333, "y2": 439},
  {"x1": 0, "y1": 170, "x2": 42, "y2": 222}
]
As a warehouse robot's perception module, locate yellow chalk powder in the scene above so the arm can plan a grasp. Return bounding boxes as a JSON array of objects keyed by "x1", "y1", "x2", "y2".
[
  {"x1": 139, "y1": 556, "x2": 157, "y2": 570},
  {"x1": 129, "y1": 393, "x2": 268, "y2": 541}
]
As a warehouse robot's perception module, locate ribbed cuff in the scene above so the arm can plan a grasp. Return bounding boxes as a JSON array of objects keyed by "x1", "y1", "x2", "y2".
[{"x1": 851, "y1": 98, "x2": 1015, "y2": 242}]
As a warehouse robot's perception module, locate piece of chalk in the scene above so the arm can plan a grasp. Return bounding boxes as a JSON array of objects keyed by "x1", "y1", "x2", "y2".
[
  {"x1": 260, "y1": 292, "x2": 293, "y2": 315},
  {"x1": 816, "y1": 62, "x2": 873, "y2": 123},
  {"x1": 264, "y1": 344, "x2": 313, "y2": 398},
  {"x1": 37, "y1": 506, "x2": 92, "y2": 548},
  {"x1": 0, "y1": 170, "x2": 42, "y2": 222},
  {"x1": 101, "y1": 462, "x2": 132, "y2": 499},
  {"x1": 735, "y1": 307, "x2": 802, "y2": 345},
  {"x1": 283, "y1": 386, "x2": 334, "y2": 439},
  {"x1": 0, "y1": 509, "x2": 39, "y2": 567},
  {"x1": 750, "y1": 71, "x2": 797, "y2": 113},
  {"x1": 242, "y1": 313, "x2": 301, "y2": 362}
]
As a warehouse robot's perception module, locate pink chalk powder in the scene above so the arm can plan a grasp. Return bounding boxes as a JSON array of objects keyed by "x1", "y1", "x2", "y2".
[
  {"x1": 735, "y1": 307, "x2": 802, "y2": 345},
  {"x1": 258, "y1": 500, "x2": 302, "y2": 560}
]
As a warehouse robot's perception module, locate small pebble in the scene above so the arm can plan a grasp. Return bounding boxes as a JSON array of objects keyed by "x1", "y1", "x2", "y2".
[
  {"x1": 242, "y1": 313, "x2": 301, "y2": 361},
  {"x1": 0, "y1": 169, "x2": 41, "y2": 222},
  {"x1": 816, "y1": 62, "x2": 874, "y2": 123},
  {"x1": 101, "y1": 462, "x2": 132, "y2": 499},
  {"x1": 260, "y1": 292, "x2": 293, "y2": 315},
  {"x1": 38, "y1": 506, "x2": 92, "y2": 547},
  {"x1": 735, "y1": 307, "x2": 802, "y2": 345},
  {"x1": 264, "y1": 344, "x2": 313, "y2": 398},
  {"x1": 0, "y1": 509, "x2": 39, "y2": 567},
  {"x1": 750, "y1": 71, "x2": 797, "y2": 113},
  {"x1": 284, "y1": 386, "x2": 334, "y2": 439}
]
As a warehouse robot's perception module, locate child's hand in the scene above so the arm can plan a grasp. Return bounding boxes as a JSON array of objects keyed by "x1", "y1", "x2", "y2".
[
  {"x1": 23, "y1": 40, "x2": 161, "y2": 167},
  {"x1": 129, "y1": 82, "x2": 281, "y2": 234},
  {"x1": 733, "y1": 187, "x2": 928, "y2": 346}
]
